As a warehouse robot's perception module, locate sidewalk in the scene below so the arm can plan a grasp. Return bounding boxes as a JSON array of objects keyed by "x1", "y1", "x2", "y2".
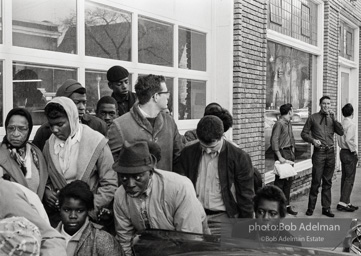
[
  {"x1": 286, "y1": 167, "x2": 361, "y2": 252},
  {"x1": 289, "y1": 166, "x2": 361, "y2": 219}
]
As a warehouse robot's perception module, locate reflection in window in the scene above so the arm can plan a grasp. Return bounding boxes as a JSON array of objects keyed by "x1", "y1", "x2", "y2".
[
  {"x1": 179, "y1": 27, "x2": 206, "y2": 71},
  {"x1": 265, "y1": 42, "x2": 312, "y2": 170},
  {"x1": 13, "y1": 63, "x2": 77, "y2": 125},
  {"x1": 138, "y1": 16, "x2": 173, "y2": 67},
  {"x1": 85, "y1": 70, "x2": 132, "y2": 114},
  {"x1": 12, "y1": 0, "x2": 77, "y2": 53},
  {"x1": 85, "y1": 1, "x2": 131, "y2": 60},
  {"x1": 178, "y1": 79, "x2": 206, "y2": 120}
]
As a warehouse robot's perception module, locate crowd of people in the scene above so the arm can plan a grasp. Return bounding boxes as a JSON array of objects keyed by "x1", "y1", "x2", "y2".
[{"x1": 0, "y1": 64, "x2": 357, "y2": 255}]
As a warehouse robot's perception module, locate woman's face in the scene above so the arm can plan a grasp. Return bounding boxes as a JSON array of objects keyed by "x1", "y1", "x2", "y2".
[
  {"x1": 48, "y1": 115, "x2": 71, "y2": 141},
  {"x1": 6, "y1": 115, "x2": 29, "y2": 147}
]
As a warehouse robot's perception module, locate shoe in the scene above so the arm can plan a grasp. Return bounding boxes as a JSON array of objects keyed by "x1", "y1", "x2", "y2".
[
  {"x1": 349, "y1": 204, "x2": 359, "y2": 210},
  {"x1": 322, "y1": 208, "x2": 335, "y2": 217},
  {"x1": 337, "y1": 204, "x2": 355, "y2": 212},
  {"x1": 305, "y1": 209, "x2": 313, "y2": 216},
  {"x1": 287, "y1": 206, "x2": 298, "y2": 215}
]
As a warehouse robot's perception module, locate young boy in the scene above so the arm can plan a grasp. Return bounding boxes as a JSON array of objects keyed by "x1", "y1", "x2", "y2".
[{"x1": 57, "y1": 180, "x2": 124, "y2": 256}]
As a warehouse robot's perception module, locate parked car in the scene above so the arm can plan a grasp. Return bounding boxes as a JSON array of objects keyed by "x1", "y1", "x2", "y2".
[{"x1": 133, "y1": 229, "x2": 351, "y2": 256}]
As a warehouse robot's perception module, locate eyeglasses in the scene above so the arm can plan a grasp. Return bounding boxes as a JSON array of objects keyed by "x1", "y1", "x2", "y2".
[
  {"x1": 7, "y1": 125, "x2": 29, "y2": 133},
  {"x1": 157, "y1": 91, "x2": 170, "y2": 95}
]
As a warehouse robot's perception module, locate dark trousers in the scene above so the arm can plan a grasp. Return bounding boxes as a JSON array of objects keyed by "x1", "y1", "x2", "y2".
[
  {"x1": 308, "y1": 148, "x2": 335, "y2": 210},
  {"x1": 274, "y1": 148, "x2": 295, "y2": 205},
  {"x1": 340, "y1": 149, "x2": 358, "y2": 204}
]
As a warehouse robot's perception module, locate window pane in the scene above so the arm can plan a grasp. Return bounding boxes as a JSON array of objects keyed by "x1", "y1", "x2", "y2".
[
  {"x1": 178, "y1": 27, "x2": 206, "y2": 71},
  {"x1": 138, "y1": 16, "x2": 173, "y2": 67},
  {"x1": 85, "y1": 1, "x2": 131, "y2": 60},
  {"x1": 13, "y1": 63, "x2": 77, "y2": 125},
  {"x1": 265, "y1": 42, "x2": 312, "y2": 170},
  {"x1": 178, "y1": 79, "x2": 206, "y2": 120},
  {"x1": 12, "y1": 0, "x2": 77, "y2": 53},
  {"x1": 85, "y1": 70, "x2": 132, "y2": 114},
  {"x1": 0, "y1": 1, "x2": 3, "y2": 44}
]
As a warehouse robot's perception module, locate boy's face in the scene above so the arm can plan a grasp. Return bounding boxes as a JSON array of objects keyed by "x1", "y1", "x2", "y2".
[{"x1": 60, "y1": 197, "x2": 88, "y2": 236}]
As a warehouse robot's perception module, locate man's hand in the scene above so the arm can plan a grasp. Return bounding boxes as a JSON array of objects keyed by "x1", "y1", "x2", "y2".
[
  {"x1": 313, "y1": 139, "x2": 322, "y2": 147},
  {"x1": 278, "y1": 156, "x2": 287, "y2": 164},
  {"x1": 44, "y1": 188, "x2": 59, "y2": 210},
  {"x1": 328, "y1": 110, "x2": 335, "y2": 118}
]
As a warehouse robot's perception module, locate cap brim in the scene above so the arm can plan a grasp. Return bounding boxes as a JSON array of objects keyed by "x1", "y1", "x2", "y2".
[{"x1": 113, "y1": 163, "x2": 154, "y2": 174}]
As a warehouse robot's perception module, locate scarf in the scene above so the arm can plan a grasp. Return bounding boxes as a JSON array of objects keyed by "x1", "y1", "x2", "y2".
[
  {"x1": 47, "y1": 97, "x2": 80, "y2": 175},
  {"x1": 2, "y1": 108, "x2": 37, "y2": 176}
]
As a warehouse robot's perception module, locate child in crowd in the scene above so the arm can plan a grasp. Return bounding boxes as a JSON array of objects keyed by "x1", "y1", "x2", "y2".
[{"x1": 56, "y1": 180, "x2": 124, "y2": 256}]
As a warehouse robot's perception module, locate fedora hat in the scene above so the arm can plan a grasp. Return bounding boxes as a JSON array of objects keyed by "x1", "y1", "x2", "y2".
[{"x1": 113, "y1": 140, "x2": 155, "y2": 174}]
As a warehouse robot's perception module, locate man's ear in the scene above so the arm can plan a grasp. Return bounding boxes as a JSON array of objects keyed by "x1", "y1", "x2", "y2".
[{"x1": 108, "y1": 82, "x2": 113, "y2": 90}]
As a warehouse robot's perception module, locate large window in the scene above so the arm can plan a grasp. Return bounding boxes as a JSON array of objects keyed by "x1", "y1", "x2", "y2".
[
  {"x1": 268, "y1": 0, "x2": 318, "y2": 46},
  {"x1": 265, "y1": 42, "x2": 312, "y2": 170},
  {"x1": 85, "y1": 1, "x2": 132, "y2": 60},
  {"x1": 138, "y1": 16, "x2": 173, "y2": 67},
  {"x1": 12, "y1": 0, "x2": 77, "y2": 53},
  {"x1": 13, "y1": 63, "x2": 77, "y2": 125},
  {"x1": 179, "y1": 27, "x2": 206, "y2": 71}
]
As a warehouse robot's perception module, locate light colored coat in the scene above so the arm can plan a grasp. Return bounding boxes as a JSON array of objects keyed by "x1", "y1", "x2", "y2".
[{"x1": 114, "y1": 169, "x2": 205, "y2": 256}]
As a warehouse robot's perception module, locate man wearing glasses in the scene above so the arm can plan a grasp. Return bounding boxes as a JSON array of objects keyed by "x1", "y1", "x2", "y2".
[
  {"x1": 108, "y1": 74, "x2": 184, "y2": 172},
  {"x1": 107, "y1": 65, "x2": 137, "y2": 116}
]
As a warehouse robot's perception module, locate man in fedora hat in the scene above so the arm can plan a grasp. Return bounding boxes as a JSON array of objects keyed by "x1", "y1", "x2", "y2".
[{"x1": 113, "y1": 140, "x2": 207, "y2": 256}]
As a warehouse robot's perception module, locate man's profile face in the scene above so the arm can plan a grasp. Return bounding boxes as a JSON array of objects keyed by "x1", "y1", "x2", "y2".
[
  {"x1": 119, "y1": 171, "x2": 152, "y2": 197},
  {"x1": 96, "y1": 103, "x2": 118, "y2": 127},
  {"x1": 69, "y1": 92, "x2": 87, "y2": 119},
  {"x1": 109, "y1": 77, "x2": 129, "y2": 96},
  {"x1": 320, "y1": 98, "x2": 331, "y2": 113},
  {"x1": 255, "y1": 199, "x2": 280, "y2": 221}
]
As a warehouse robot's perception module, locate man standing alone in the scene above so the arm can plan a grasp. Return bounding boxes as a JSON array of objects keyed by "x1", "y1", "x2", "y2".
[
  {"x1": 337, "y1": 103, "x2": 358, "y2": 212},
  {"x1": 301, "y1": 96, "x2": 344, "y2": 217},
  {"x1": 270, "y1": 103, "x2": 297, "y2": 215}
]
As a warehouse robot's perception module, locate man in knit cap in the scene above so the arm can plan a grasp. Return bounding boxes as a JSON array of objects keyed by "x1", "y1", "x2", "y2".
[
  {"x1": 32, "y1": 79, "x2": 107, "y2": 150},
  {"x1": 107, "y1": 65, "x2": 137, "y2": 116}
]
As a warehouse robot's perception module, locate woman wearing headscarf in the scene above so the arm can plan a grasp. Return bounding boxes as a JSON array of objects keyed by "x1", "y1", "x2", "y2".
[
  {"x1": 42, "y1": 97, "x2": 117, "y2": 227},
  {"x1": 0, "y1": 108, "x2": 48, "y2": 199}
]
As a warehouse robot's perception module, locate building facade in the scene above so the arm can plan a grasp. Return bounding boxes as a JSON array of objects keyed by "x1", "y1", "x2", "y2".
[{"x1": 235, "y1": 0, "x2": 361, "y2": 196}]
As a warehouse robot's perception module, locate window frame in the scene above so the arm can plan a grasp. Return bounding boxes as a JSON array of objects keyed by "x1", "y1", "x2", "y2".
[{"x1": 0, "y1": 0, "x2": 212, "y2": 137}]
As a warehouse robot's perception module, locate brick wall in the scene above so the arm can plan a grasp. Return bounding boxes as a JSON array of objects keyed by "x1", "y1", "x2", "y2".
[{"x1": 233, "y1": 0, "x2": 267, "y2": 173}]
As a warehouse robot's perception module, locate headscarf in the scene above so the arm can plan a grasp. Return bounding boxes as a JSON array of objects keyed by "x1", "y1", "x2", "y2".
[
  {"x1": 2, "y1": 108, "x2": 38, "y2": 176},
  {"x1": 47, "y1": 97, "x2": 81, "y2": 174},
  {"x1": 3, "y1": 108, "x2": 33, "y2": 148}
]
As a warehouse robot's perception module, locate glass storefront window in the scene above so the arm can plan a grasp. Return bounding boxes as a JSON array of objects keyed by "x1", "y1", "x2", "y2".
[
  {"x1": 268, "y1": 0, "x2": 318, "y2": 46},
  {"x1": 0, "y1": 62, "x2": 3, "y2": 126},
  {"x1": 85, "y1": 1, "x2": 131, "y2": 60},
  {"x1": 265, "y1": 42, "x2": 312, "y2": 170},
  {"x1": 138, "y1": 16, "x2": 173, "y2": 67},
  {"x1": 13, "y1": 63, "x2": 77, "y2": 125},
  {"x1": 178, "y1": 78, "x2": 206, "y2": 120},
  {"x1": 178, "y1": 27, "x2": 206, "y2": 71},
  {"x1": 85, "y1": 70, "x2": 132, "y2": 114},
  {"x1": 12, "y1": 0, "x2": 77, "y2": 53}
]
